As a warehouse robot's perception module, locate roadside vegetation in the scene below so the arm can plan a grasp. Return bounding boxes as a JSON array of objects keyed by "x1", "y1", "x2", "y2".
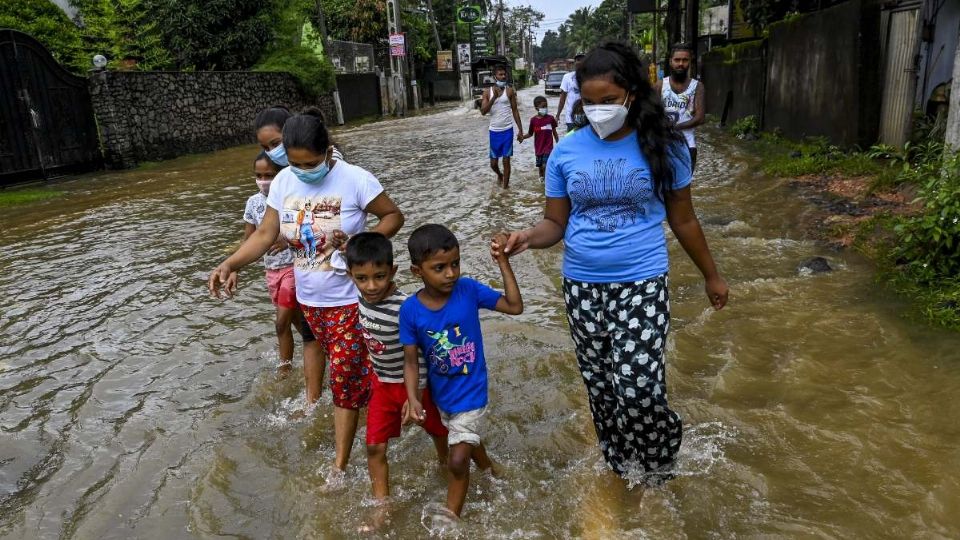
[
  {"x1": 729, "y1": 114, "x2": 960, "y2": 330},
  {"x1": 0, "y1": 187, "x2": 64, "y2": 208}
]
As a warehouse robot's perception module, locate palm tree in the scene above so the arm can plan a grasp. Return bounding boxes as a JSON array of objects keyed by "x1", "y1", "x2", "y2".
[{"x1": 565, "y1": 7, "x2": 596, "y2": 55}]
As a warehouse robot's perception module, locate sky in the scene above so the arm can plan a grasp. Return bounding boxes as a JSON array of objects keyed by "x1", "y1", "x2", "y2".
[{"x1": 518, "y1": 0, "x2": 598, "y2": 43}]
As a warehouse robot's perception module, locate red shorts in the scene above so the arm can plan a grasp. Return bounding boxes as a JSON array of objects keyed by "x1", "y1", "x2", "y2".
[
  {"x1": 265, "y1": 267, "x2": 297, "y2": 309},
  {"x1": 301, "y1": 304, "x2": 372, "y2": 409},
  {"x1": 366, "y1": 377, "x2": 447, "y2": 445}
]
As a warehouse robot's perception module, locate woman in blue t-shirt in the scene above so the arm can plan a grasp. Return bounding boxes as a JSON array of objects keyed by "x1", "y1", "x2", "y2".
[{"x1": 498, "y1": 42, "x2": 728, "y2": 486}]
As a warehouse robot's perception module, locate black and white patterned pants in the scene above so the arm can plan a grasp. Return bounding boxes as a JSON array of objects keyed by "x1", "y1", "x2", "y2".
[{"x1": 562, "y1": 274, "x2": 682, "y2": 485}]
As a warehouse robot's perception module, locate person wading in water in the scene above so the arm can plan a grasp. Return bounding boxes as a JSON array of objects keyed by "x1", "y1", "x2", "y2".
[
  {"x1": 656, "y1": 44, "x2": 705, "y2": 170},
  {"x1": 480, "y1": 65, "x2": 523, "y2": 189}
]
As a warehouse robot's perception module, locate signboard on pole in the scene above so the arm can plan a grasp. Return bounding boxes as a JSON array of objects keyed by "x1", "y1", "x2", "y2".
[
  {"x1": 437, "y1": 50, "x2": 453, "y2": 71},
  {"x1": 457, "y1": 43, "x2": 471, "y2": 71},
  {"x1": 389, "y1": 33, "x2": 406, "y2": 57},
  {"x1": 457, "y1": 5, "x2": 482, "y2": 23},
  {"x1": 515, "y1": 58, "x2": 525, "y2": 71}
]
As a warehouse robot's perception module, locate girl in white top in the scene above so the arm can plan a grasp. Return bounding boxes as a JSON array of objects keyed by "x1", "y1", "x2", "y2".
[{"x1": 210, "y1": 107, "x2": 404, "y2": 481}]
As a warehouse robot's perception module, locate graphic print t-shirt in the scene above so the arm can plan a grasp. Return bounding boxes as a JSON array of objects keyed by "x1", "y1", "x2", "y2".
[
  {"x1": 243, "y1": 192, "x2": 295, "y2": 270},
  {"x1": 529, "y1": 114, "x2": 558, "y2": 156},
  {"x1": 545, "y1": 127, "x2": 692, "y2": 283},
  {"x1": 266, "y1": 162, "x2": 384, "y2": 307},
  {"x1": 398, "y1": 278, "x2": 502, "y2": 414},
  {"x1": 358, "y1": 290, "x2": 426, "y2": 387}
]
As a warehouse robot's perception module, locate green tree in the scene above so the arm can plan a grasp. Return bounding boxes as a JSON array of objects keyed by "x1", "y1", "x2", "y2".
[
  {"x1": 320, "y1": 0, "x2": 387, "y2": 45},
  {"x1": 143, "y1": 0, "x2": 278, "y2": 70},
  {"x1": 535, "y1": 29, "x2": 566, "y2": 63},
  {"x1": 565, "y1": 7, "x2": 596, "y2": 55},
  {"x1": 0, "y1": 0, "x2": 86, "y2": 72},
  {"x1": 71, "y1": 0, "x2": 173, "y2": 70}
]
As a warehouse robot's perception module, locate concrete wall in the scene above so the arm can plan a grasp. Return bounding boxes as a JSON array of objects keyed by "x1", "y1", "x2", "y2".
[
  {"x1": 88, "y1": 70, "x2": 382, "y2": 168},
  {"x1": 336, "y1": 73, "x2": 382, "y2": 120},
  {"x1": 700, "y1": 40, "x2": 766, "y2": 126},
  {"x1": 765, "y1": 0, "x2": 882, "y2": 146},
  {"x1": 699, "y1": 0, "x2": 882, "y2": 146}
]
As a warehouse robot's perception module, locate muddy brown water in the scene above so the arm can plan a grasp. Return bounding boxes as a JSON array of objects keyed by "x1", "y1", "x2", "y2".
[{"x1": 2, "y1": 87, "x2": 960, "y2": 539}]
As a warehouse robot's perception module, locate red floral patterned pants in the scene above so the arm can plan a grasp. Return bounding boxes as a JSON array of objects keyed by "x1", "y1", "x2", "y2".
[{"x1": 301, "y1": 303, "x2": 372, "y2": 409}]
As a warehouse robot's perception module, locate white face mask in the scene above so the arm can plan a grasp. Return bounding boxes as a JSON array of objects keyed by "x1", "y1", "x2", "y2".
[{"x1": 583, "y1": 95, "x2": 631, "y2": 139}]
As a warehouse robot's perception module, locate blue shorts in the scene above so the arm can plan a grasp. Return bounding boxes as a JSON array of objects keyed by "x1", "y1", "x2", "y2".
[{"x1": 489, "y1": 129, "x2": 514, "y2": 159}]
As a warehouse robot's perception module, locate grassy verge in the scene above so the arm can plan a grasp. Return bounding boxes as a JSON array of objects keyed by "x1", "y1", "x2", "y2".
[
  {"x1": 727, "y1": 118, "x2": 960, "y2": 330},
  {"x1": 0, "y1": 187, "x2": 65, "y2": 208}
]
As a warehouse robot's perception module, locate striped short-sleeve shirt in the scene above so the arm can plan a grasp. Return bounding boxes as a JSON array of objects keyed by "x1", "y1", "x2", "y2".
[{"x1": 358, "y1": 290, "x2": 425, "y2": 386}]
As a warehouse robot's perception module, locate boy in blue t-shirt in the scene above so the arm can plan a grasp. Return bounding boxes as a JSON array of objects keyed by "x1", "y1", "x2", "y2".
[{"x1": 399, "y1": 224, "x2": 523, "y2": 518}]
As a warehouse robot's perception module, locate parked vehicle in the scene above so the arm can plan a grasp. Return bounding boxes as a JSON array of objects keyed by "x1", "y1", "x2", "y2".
[{"x1": 544, "y1": 71, "x2": 567, "y2": 95}]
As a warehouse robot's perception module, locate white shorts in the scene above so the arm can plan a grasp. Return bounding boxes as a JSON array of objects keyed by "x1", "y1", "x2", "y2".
[{"x1": 439, "y1": 407, "x2": 487, "y2": 446}]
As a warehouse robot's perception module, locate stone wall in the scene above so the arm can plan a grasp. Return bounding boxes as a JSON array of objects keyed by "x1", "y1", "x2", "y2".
[{"x1": 88, "y1": 71, "x2": 338, "y2": 168}]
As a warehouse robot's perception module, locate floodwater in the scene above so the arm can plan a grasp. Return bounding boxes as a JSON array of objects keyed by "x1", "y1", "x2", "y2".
[{"x1": 2, "y1": 86, "x2": 960, "y2": 539}]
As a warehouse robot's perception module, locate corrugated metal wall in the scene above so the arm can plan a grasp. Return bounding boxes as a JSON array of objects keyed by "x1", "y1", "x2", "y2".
[{"x1": 879, "y1": 8, "x2": 920, "y2": 146}]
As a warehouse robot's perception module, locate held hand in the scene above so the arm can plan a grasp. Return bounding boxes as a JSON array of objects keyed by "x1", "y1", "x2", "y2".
[
  {"x1": 404, "y1": 398, "x2": 426, "y2": 425},
  {"x1": 331, "y1": 230, "x2": 349, "y2": 252},
  {"x1": 267, "y1": 237, "x2": 288, "y2": 256},
  {"x1": 208, "y1": 263, "x2": 234, "y2": 299},
  {"x1": 501, "y1": 230, "x2": 530, "y2": 257},
  {"x1": 705, "y1": 276, "x2": 729, "y2": 310},
  {"x1": 517, "y1": 132, "x2": 524, "y2": 143},
  {"x1": 490, "y1": 233, "x2": 511, "y2": 261}
]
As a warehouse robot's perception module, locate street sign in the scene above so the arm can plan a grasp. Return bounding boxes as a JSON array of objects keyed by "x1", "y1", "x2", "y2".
[
  {"x1": 389, "y1": 33, "x2": 405, "y2": 57},
  {"x1": 457, "y1": 5, "x2": 482, "y2": 23},
  {"x1": 457, "y1": 43, "x2": 471, "y2": 71}
]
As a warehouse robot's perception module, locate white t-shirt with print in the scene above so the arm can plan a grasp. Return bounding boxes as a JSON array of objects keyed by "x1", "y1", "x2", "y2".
[
  {"x1": 560, "y1": 72, "x2": 581, "y2": 125},
  {"x1": 266, "y1": 161, "x2": 384, "y2": 307},
  {"x1": 243, "y1": 192, "x2": 295, "y2": 270}
]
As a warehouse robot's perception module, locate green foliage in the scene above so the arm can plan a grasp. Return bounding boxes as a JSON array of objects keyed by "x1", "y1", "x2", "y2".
[
  {"x1": 892, "y1": 152, "x2": 960, "y2": 284},
  {"x1": 321, "y1": 0, "x2": 386, "y2": 46},
  {"x1": 731, "y1": 115, "x2": 759, "y2": 138},
  {"x1": 71, "y1": 0, "x2": 173, "y2": 70},
  {"x1": 0, "y1": 0, "x2": 85, "y2": 72},
  {"x1": 145, "y1": 0, "x2": 278, "y2": 70},
  {"x1": 254, "y1": 44, "x2": 335, "y2": 96},
  {"x1": 0, "y1": 187, "x2": 65, "y2": 207}
]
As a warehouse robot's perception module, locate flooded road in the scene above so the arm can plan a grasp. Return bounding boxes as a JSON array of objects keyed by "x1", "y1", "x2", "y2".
[{"x1": 2, "y1": 86, "x2": 960, "y2": 538}]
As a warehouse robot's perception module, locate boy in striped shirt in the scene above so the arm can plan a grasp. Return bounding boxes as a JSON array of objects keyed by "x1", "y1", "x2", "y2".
[{"x1": 345, "y1": 232, "x2": 448, "y2": 502}]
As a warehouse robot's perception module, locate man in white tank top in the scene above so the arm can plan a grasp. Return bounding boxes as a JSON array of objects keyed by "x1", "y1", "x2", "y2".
[
  {"x1": 480, "y1": 65, "x2": 523, "y2": 188},
  {"x1": 656, "y1": 43, "x2": 705, "y2": 170}
]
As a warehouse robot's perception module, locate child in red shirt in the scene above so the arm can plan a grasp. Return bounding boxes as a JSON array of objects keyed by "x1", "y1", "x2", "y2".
[{"x1": 520, "y1": 95, "x2": 559, "y2": 180}]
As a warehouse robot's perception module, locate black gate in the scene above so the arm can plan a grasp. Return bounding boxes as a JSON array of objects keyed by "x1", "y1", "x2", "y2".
[{"x1": 0, "y1": 29, "x2": 101, "y2": 185}]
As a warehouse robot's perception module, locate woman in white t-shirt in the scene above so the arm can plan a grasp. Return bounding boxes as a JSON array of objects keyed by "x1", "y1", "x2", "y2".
[{"x1": 210, "y1": 108, "x2": 404, "y2": 480}]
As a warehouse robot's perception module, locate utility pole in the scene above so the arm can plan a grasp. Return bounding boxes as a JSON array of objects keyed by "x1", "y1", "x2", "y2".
[
  {"x1": 385, "y1": 0, "x2": 406, "y2": 115},
  {"x1": 498, "y1": 0, "x2": 506, "y2": 56},
  {"x1": 684, "y1": 0, "x2": 700, "y2": 77},
  {"x1": 425, "y1": 0, "x2": 442, "y2": 50},
  {"x1": 314, "y1": 1, "x2": 344, "y2": 124}
]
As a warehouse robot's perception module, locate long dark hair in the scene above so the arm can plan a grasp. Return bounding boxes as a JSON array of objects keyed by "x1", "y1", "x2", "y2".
[
  {"x1": 576, "y1": 42, "x2": 687, "y2": 200},
  {"x1": 281, "y1": 107, "x2": 330, "y2": 155},
  {"x1": 254, "y1": 105, "x2": 292, "y2": 132}
]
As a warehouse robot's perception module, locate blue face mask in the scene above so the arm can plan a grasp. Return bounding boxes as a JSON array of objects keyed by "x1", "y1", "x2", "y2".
[
  {"x1": 290, "y1": 160, "x2": 330, "y2": 185},
  {"x1": 496, "y1": 80, "x2": 507, "y2": 88},
  {"x1": 266, "y1": 144, "x2": 288, "y2": 166}
]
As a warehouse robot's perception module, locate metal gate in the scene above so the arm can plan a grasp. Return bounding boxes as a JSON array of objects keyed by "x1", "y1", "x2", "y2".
[
  {"x1": 878, "y1": 7, "x2": 920, "y2": 147},
  {"x1": 0, "y1": 29, "x2": 101, "y2": 185}
]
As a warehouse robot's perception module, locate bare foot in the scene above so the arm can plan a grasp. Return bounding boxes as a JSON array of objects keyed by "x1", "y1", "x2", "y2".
[
  {"x1": 496, "y1": 173, "x2": 504, "y2": 187},
  {"x1": 357, "y1": 502, "x2": 390, "y2": 533},
  {"x1": 318, "y1": 466, "x2": 347, "y2": 492}
]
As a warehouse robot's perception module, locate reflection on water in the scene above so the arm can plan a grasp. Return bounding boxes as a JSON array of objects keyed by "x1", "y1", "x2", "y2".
[{"x1": 2, "y1": 88, "x2": 960, "y2": 538}]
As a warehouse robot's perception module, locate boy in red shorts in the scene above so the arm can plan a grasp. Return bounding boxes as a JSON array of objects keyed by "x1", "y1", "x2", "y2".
[{"x1": 345, "y1": 232, "x2": 449, "y2": 504}]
